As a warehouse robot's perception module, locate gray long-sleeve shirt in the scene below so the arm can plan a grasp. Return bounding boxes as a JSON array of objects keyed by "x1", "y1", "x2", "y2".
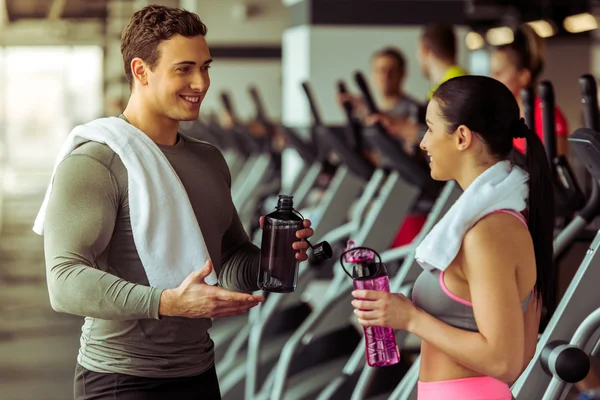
[{"x1": 43, "y1": 132, "x2": 260, "y2": 378}]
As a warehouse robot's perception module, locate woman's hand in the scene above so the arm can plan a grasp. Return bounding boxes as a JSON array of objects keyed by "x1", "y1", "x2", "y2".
[{"x1": 351, "y1": 290, "x2": 419, "y2": 331}]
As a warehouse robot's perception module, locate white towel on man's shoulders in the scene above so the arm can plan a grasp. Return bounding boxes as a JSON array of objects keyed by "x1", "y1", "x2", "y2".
[
  {"x1": 415, "y1": 160, "x2": 528, "y2": 272},
  {"x1": 33, "y1": 116, "x2": 217, "y2": 289}
]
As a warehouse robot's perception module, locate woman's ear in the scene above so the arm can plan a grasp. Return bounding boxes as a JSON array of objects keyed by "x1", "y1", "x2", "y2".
[{"x1": 455, "y1": 125, "x2": 473, "y2": 151}]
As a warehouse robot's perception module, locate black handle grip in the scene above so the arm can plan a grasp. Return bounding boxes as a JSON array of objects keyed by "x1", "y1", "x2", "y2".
[
  {"x1": 301, "y1": 81, "x2": 323, "y2": 126},
  {"x1": 248, "y1": 86, "x2": 268, "y2": 123},
  {"x1": 220, "y1": 91, "x2": 235, "y2": 116},
  {"x1": 579, "y1": 74, "x2": 599, "y2": 132},
  {"x1": 555, "y1": 157, "x2": 586, "y2": 211},
  {"x1": 337, "y1": 80, "x2": 354, "y2": 118},
  {"x1": 337, "y1": 79, "x2": 365, "y2": 155},
  {"x1": 353, "y1": 70, "x2": 429, "y2": 187},
  {"x1": 521, "y1": 87, "x2": 536, "y2": 133},
  {"x1": 354, "y1": 71, "x2": 380, "y2": 114},
  {"x1": 538, "y1": 81, "x2": 557, "y2": 164}
]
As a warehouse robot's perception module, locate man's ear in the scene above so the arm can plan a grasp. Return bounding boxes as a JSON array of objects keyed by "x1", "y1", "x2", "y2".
[
  {"x1": 455, "y1": 125, "x2": 473, "y2": 151},
  {"x1": 131, "y1": 58, "x2": 149, "y2": 87}
]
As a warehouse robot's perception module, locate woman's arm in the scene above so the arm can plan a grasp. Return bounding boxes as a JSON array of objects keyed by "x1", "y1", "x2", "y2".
[{"x1": 353, "y1": 215, "x2": 529, "y2": 382}]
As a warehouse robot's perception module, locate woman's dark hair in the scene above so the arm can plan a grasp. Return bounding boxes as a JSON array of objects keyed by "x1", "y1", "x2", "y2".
[
  {"x1": 497, "y1": 24, "x2": 545, "y2": 88},
  {"x1": 433, "y1": 75, "x2": 557, "y2": 315}
]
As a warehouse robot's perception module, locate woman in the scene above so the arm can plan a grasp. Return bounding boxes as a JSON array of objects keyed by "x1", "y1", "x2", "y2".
[
  {"x1": 490, "y1": 24, "x2": 569, "y2": 156},
  {"x1": 351, "y1": 76, "x2": 556, "y2": 399}
]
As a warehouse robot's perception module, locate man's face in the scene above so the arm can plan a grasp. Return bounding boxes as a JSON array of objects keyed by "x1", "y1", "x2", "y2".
[
  {"x1": 490, "y1": 49, "x2": 530, "y2": 99},
  {"x1": 141, "y1": 34, "x2": 212, "y2": 122},
  {"x1": 371, "y1": 55, "x2": 403, "y2": 97}
]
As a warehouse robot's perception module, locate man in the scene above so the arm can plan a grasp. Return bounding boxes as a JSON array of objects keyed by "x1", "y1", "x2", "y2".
[
  {"x1": 340, "y1": 47, "x2": 421, "y2": 123},
  {"x1": 419, "y1": 23, "x2": 468, "y2": 101},
  {"x1": 339, "y1": 47, "x2": 423, "y2": 160},
  {"x1": 367, "y1": 23, "x2": 468, "y2": 148},
  {"x1": 369, "y1": 47, "x2": 422, "y2": 118},
  {"x1": 37, "y1": 5, "x2": 313, "y2": 399}
]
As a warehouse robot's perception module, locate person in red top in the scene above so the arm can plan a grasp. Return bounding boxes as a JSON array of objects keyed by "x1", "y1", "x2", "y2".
[
  {"x1": 490, "y1": 24, "x2": 569, "y2": 156},
  {"x1": 492, "y1": 24, "x2": 600, "y2": 396}
]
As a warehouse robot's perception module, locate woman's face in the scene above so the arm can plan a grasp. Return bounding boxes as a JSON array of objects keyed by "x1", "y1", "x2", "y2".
[
  {"x1": 490, "y1": 49, "x2": 530, "y2": 98},
  {"x1": 420, "y1": 99, "x2": 460, "y2": 181}
]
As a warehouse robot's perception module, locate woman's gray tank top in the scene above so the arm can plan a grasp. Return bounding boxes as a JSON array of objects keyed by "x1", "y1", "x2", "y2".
[{"x1": 411, "y1": 210, "x2": 533, "y2": 332}]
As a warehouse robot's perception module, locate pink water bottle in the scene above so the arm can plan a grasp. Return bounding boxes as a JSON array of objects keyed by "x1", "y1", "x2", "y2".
[{"x1": 341, "y1": 241, "x2": 400, "y2": 367}]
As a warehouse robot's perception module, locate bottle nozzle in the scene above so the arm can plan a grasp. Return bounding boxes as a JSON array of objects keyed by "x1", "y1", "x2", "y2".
[{"x1": 305, "y1": 239, "x2": 333, "y2": 262}]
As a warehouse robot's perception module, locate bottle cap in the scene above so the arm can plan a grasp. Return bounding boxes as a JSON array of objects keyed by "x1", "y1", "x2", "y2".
[
  {"x1": 310, "y1": 241, "x2": 333, "y2": 262},
  {"x1": 276, "y1": 195, "x2": 294, "y2": 211},
  {"x1": 353, "y1": 262, "x2": 380, "y2": 280}
]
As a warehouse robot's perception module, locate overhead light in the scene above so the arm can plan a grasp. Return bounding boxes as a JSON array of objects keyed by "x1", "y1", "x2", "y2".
[
  {"x1": 527, "y1": 20, "x2": 556, "y2": 38},
  {"x1": 563, "y1": 13, "x2": 598, "y2": 33},
  {"x1": 465, "y1": 31, "x2": 485, "y2": 51},
  {"x1": 486, "y1": 26, "x2": 514, "y2": 46}
]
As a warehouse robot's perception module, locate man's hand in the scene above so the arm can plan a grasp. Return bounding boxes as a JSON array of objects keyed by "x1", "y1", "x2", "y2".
[
  {"x1": 159, "y1": 260, "x2": 264, "y2": 318},
  {"x1": 338, "y1": 93, "x2": 367, "y2": 118},
  {"x1": 259, "y1": 217, "x2": 315, "y2": 262},
  {"x1": 365, "y1": 113, "x2": 421, "y2": 148}
]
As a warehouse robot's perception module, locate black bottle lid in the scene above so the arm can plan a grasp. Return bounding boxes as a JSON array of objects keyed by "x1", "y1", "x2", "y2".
[
  {"x1": 274, "y1": 194, "x2": 333, "y2": 263},
  {"x1": 310, "y1": 240, "x2": 333, "y2": 262}
]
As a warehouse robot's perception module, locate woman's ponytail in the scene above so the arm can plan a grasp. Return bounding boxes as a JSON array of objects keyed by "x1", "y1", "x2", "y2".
[{"x1": 512, "y1": 117, "x2": 557, "y2": 317}]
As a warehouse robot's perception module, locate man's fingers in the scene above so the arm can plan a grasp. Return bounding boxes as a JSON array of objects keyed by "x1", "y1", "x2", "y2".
[
  {"x1": 213, "y1": 287, "x2": 264, "y2": 303},
  {"x1": 182, "y1": 260, "x2": 213, "y2": 285},
  {"x1": 292, "y1": 241, "x2": 310, "y2": 251},
  {"x1": 194, "y1": 260, "x2": 213, "y2": 282},
  {"x1": 296, "y1": 252, "x2": 309, "y2": 261},
  {"x1": 296, "y1": 228, "x2": 314, "y2": 239},
  {"x1": 210, "y1": 298, "x2": 255, "y2": 309}
]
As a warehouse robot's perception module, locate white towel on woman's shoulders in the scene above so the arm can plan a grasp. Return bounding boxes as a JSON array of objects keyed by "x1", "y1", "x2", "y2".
[{"x1": 415, "y1": 160, "x2": 528, "y2": 272}]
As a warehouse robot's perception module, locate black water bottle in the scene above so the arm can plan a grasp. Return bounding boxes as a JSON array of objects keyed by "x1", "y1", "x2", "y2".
[{"x1": 258, "y1": 195, "x2": 332, "y2": 293}]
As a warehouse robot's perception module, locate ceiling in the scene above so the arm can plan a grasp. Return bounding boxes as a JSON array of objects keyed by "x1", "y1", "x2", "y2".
[
  {"x1": 3, "y1": 0, "x2": 595, "y2": 29},
  {"x1": 4, "y1": 0, "x2": 110, "y2": 21},
  {"x1": 467, "y1": 0, "x2": 591, "y2": 25}
]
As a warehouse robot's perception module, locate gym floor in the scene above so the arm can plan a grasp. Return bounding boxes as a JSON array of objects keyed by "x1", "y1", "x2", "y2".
[{"x1": 0, "y1": 168, "x2": 82, "y2": 400}]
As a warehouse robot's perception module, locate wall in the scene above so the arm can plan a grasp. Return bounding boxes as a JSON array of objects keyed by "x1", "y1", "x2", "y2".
[
  {"x1": 467, "y1": 36, "x2": 592, "y2": 134},
  {"x1": 180, "y1": 0, "x2": 288, "y2": 120},
  {"x1": 541, "y1": 36, "x2": 592, "y2": 132},
  {"x1": 282, "y1": 24, "x2": 470, "y2": 126},
  {"x1": 186, "y1": 0, "x2": 289, "y2": 45},
  {"x1": 201, "y1": 60, "x2": 283, "y2": 119}
]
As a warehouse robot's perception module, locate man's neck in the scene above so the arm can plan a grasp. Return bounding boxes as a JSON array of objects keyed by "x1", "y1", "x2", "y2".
[
  {"x1": 122, "y1": 96, "x2": 179, "y2": 146},
  {"x1": 380, "y1": 92, "x2": 402, "y2": 111},
  {"x1": 429, "y1": 60, "x2": 455, "y2": 86},
  {"x1": 516, "y1": 95, "x2": 524, "y2": 118}
]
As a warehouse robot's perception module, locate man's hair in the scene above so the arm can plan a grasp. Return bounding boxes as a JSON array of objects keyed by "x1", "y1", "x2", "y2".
[
  {"x1": 421, "y1": 23, "x2": 457, "y2": 62},
  {"x1": 120, "y1": 5, "x2": 208, "y2": 89},
  {"x1": 372, "y1": 47, "x2": 407, "y2": 76}
]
